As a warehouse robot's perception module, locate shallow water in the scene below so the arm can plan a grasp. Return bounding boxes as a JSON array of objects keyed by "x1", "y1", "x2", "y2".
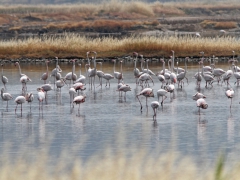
[{"x1": 1, "y1": 60, "x2": 240, "y2": 167}]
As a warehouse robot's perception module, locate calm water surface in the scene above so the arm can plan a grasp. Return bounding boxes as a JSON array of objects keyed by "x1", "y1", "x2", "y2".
[{"x1": 1, "y1": 60, "x2": 240, "y2": 167}]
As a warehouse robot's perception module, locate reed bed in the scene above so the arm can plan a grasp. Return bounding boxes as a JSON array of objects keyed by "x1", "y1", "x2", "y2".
[
  {"x1": 0, "y1": 145, "x2": 240, "y2": 180},
  {"x1": 0, "y1": 34, "x2": 239, "y2": 59}
]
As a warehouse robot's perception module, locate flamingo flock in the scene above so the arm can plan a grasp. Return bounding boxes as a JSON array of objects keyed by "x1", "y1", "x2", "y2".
[{"x1": 0, "y1": 50, "x2": 239, "y2": 120}]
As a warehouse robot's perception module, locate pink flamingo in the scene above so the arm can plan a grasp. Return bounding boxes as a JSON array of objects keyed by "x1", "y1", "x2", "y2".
[
  {"x1": 1, "y1": 88, "x2": 12, "y2": 111},
  {"x1": 196, "y1": 98, "x2": 208, "y2": 115},
  {"x1": 14, "y1": 95, "x2": 26, "y2": 115},
  {"x1": 151, "y1": 101, "x2": 160, "y2": 121},
  {"x1": 72, "y1": 95, "x2": 86, "y2": 113},
  {"x1": 37, "y1": 87, "x2": 45, "y2": 111},
  {"x1": 136, "y1": 88, "x2": 154, "y2": 112},
  {"x1": 225, "y1": 88, "x2": 234, "y2": 109}
]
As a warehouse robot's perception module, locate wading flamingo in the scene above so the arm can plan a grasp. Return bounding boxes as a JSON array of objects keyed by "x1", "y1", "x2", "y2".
[
  {"x1": 196, "y1": 98, "x2": 208, "y2": 115},
  {"x1": 1, "y1": 62, "x2": 8, "y2": 89},
  {"x1": 151, "y1": 101, "x2": 160, "y2": 121},
  {"x1": 14, "y1": 95, "x2": 26, "y2": 115},
  {"x1": 136, "y1": 88, "x2": 154, "y2": 112},
  {"x1": 1, "y1": 88, "x2": 13, "y2": 111},
  {"x1": 40, "y1": 60, "x2": 50, "y2": 84},
  {"x1": 225, "y1": 88, "x2": 234, "y2": 109}
]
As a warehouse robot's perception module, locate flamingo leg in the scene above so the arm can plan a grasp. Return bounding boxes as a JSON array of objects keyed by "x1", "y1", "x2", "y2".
[
  {"x1": 15, "y1": 104, "x2": 18, "y2": 114},
  {"x1": 136, "y1": 95, "x2": 143, "y2": 112}
]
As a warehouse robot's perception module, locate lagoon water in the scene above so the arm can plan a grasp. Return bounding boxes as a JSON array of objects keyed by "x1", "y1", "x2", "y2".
[{"x1": 1, "y1": 59, "x2": 240, "y2": 167}]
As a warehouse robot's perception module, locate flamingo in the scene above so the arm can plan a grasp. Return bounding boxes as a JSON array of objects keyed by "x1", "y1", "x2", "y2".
[
  {"x1": 164, "y1": 84, "x2": 175, "y2": 98},
  {"x1": 51, "y1": 57, "x2": 62, "y2": 86},
  {"x1": 25, "y1": 92, "x2": 34, "y2": 110},
  {"x1": 192, "y1": 92, "x2": 206, "y2": 101},
  {"x1": 133, "y1": 52, "x2": 143, "y2": 84},
  {"x1": 69, "y1": 87, "x2": 77, "y2": 104},
  {"x1": 233, "y1": 64, "x2": 240, "y2": 86},
  {"x1": 15, "y1": 62, "x2": 32, "y2": 94},
  {"x1": 157, "y1": 88, "x2": 168, "y2": 106},
  {"x1": 65, "y1": 59, "x2": 77, "y2": 85},
  {"x1": 139, "y1": 54, "x2": 155, "y2": 76},
  {"x1": 194, "y1": 61, "x2": 202, "y2": 88},
  {"x1": 156, "y1": 59, "x2": 166, "y2": 88},
  {"x1": 75, "y1": 63, "x2": 86, "y2": 84},
  {"x1": 102, "y1": 73, "x2": 114, "y2": 87},
  {"x1": 225, "y1": 88, "x2": 234, "y2": 109},
  {"x1": 56, "y1": 78, "x2": 66, "y2": 92},
  {"x1": 117, "y1": 84, "x2": 131, "y2": 99},
  {"x1": 113, "y1": 59, "x2": 123, "y2": 83},
  {"x1": 196, "y1": 98, "x2": 208, "y2": 115},
  {"x1": 1, "y1": 88, "x2": 13, "y2": 111},
  {"x1": 211, "y1": 55, "x2": 225, "y2": 84},
  {"x1": 1, "y1": 62, "x2": 8, "y2": 89},
  {"x1": 72, "y1": 95, "x2": 86, "y2": 112},
  {"x1": 137, "y1": 59, "x2": 154, "y2": 88},
  {"x1": 40, "y1": 60, "x2": 50, "y2": 84},
  {"x1": 87, "y1": 51, "x2": 97, "y2": 89},
  {"x1": 221, "y1": 59, "x2": 234, "y2": 87},
  {"x1": 199, "y1": 52, "x2": 212, "y2": 72},
  {"x1": 37, "y1": 87, "x2": 45, "y2": 110},
  {"x1": 14, "y1": 95, "x2": 26, "y2": 115},
  {"x1": 73, "y1": 82, "x2": 86, "y2": 95},
  {"x1": 136, "y1": 88, "x2": 154, "y2": 112},
  {"x1": 169, "y1": 51, "x2": 177, "y2": 84},
  {"x1": 96, "y1": 62, "x2": 105, "y2": 88},
  {"x1": 200, "y1": 59, "x2": 214, "y2": 88},
  {"x1": 151, "y1": 101, "x2": 160, "y2": 121},
  {"x1": 41, "y1": 83, "x2": 53, "y2": 102}
]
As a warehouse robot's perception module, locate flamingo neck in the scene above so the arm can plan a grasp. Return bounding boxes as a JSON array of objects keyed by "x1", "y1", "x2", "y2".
[
  {"x1": 172, "y1": 53, "x2": 174, "y2": 72},
  {"x1": 79, "y1": 65, "x2": 82, "y2": 76},
  {"x1": 184, "y1": 59, "x2": 187, "y2": 75},
  {"x1": 162, "y1": 61, "x2": 165, "y2": 74},
  {"x1": 72, "y1": 61, "x2": 75, "y2": 75},
  {"x1": 113, "y1": 61, "x2": 116, "y2": 73},
  {"x1": 46, "y1": 62, "x2": 49, "y2": 75},
  {"x1": 17, "y1": 64, "x2": 22, "y2": 76}
]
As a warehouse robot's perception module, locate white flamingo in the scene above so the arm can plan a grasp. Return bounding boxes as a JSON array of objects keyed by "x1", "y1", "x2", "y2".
[
  {"x1": 65, "y1": 59, "x2": 77, "y2": 85},
  {"x1": 1, "y1": 88, "x2": 13, "y2": 111},
  {"x1": 56, "y1": 78, "x2": 66, "y2": 92},
  {"x1": 136, "y1": 88, "x2": 154, "y2": 112},
  {"x1": 151, "y1": 101, "x2": 160, "y2": 121},
  {"x1": 164, "y1": 84, "x2": 175, "y2": 98},
  {"x1": 196, "y1": 98, "x2": 208, "y2": 115},
  {"x1": 40, "y1": 60, "x2": 50, "y2": 84},
  {"x1": 133, "y1": 52, "x2": 143, "y2": 84},
  {"x1": 1, "y1": 62, "x2": 8, "y2": 89},
  {"x1": 75, "y1": 63, "x2": 86, "y2": 84},
  {"x1": 221, "y1": 59, "x2": 234, "y2": 87},
  {"x1": 96, "y1": 62, "x2": 105, "y2": 88},
  {"x1": 192, "y1": 92, "x2": 206, "y2": 101},
  {"x1": 14, "y1": 95, "x2": 26, "y2": 115},
  {"x1": 194, "y1": 61, "x2": 202, "y2": 88},
  {"x1": 51, "y1": 57, "x2": 62, "y2": 86},
  {"x1": 41, "y1": 83, "x2": 53, "y2": 102},
  {"x1": 113, "y1": 59, "x2": 123, "y2": 83},
  {"x1": 117, "y1": 84, "x2": 131, "y2": 99},
  {"x1": 137, "y1": 59, "x2": 154, "y2": 88},
  {"x1": 25, "y1": 92, "x2": 34, "y2": 110},
  {"x1": 69, "y1": 87, "x2": 76, "y2": 104},
  {"x1": 156, "y1": 59, "x2": 166, "y2": 88},
  {"x1": 37, "y1": 87, "x2": 45, "y2": 110},
  {"x1": 15, "y1": 62, "x2": 32, "y2": 94},
  {"x1": 211, "y1": 55, "x2": 225, "y2": 84},
  {"x1": 157, "y1": 88, "x2": 168, "y2": 106},
  {"x1": 87, "y1": 51, "x2": 97, "y2": 89},
  {"x1": 169, "y1": 51, "x2": 177, "y2": 84},
  {"x1": 139, "y1": 54, "x2": 155, "y2": 75}
]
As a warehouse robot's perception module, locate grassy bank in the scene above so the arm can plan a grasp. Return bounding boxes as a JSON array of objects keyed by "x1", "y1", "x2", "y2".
[{"x1": 0, "y1": 34, "x2": 239, "y2": 59}]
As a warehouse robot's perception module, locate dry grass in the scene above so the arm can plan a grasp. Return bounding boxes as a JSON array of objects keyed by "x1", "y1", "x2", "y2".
[
  {"x1": 201, "y1": 20, "x2": 238, "y2": 29},
  {"x1": 0, "y1": 144, "x2": 239, "y2": 180},
  {"x1": 214, "y1": 22, "x2": 238, "y2": 29},
  {"x1": 0, "y1": 34, "x2": 239, "y2": 59},
  {"x1": 0, "y1": 1, "x2": 240, "y2": 18}
]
